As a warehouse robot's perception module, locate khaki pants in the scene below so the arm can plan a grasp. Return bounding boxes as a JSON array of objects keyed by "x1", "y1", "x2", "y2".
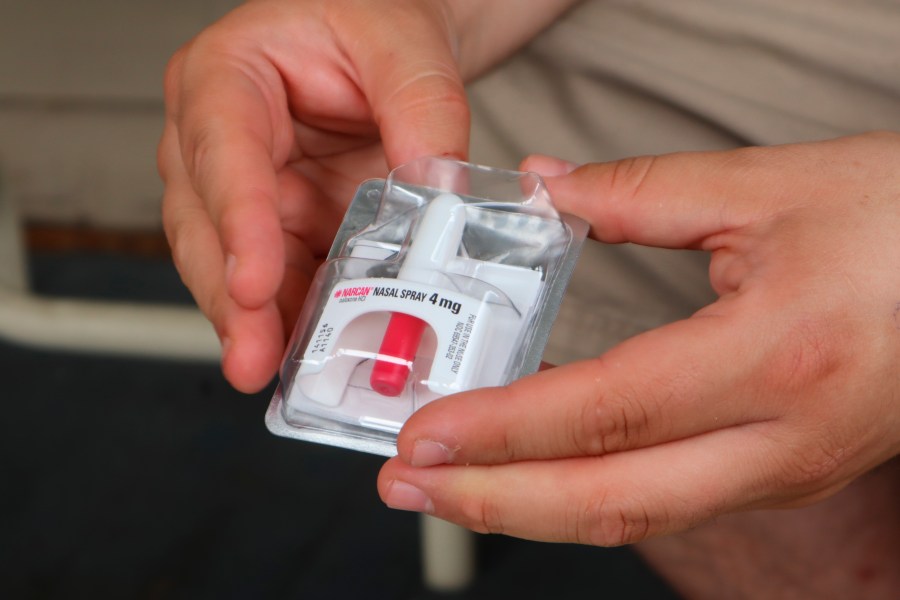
[{"x1": 466, "y1": 0, "x2": 900, "y2": 364}]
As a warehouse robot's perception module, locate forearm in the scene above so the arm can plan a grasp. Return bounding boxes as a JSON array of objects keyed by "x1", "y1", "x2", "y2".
[{"x1": 447, "y1": 0, "x2": 582, "y2": 80}]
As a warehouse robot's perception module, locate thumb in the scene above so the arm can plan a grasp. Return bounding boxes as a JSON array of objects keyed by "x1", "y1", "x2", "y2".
[{"x1": 340, "y1": 5, "x2": 470, "y2": 167}]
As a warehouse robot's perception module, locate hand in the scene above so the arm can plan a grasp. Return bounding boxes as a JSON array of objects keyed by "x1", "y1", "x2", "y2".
[
  {"x1": 378, "y1": 132, "x2": 900, "y2": 545},
  {"x1": 158, "y1": 0, "x2": 469, "y2": 392}
]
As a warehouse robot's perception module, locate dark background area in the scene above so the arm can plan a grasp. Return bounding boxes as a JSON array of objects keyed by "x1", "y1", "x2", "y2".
[{"x1": 0, "y1": 248, "x2": 677, "y2": 599}]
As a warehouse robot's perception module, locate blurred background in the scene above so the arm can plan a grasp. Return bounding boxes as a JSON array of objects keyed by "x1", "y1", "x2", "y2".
[{"x1": 0, "y1": 2, "x2": 677, "y2": 598}]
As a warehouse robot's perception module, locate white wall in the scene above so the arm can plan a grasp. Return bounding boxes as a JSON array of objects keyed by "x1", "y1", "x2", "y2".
[{"x1": 0, "y1": 1, "x2": 241, "y2": 228}]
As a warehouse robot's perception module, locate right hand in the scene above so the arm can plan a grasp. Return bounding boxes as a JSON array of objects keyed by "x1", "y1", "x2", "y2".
[{"x1": 158, "y1": 0, "x2": 469, "y2": 392}]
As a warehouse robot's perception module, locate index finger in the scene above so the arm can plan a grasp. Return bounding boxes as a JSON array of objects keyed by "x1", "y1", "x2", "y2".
[{"x1": 167, "y1": 42, "x2": 289, "y2": 311}]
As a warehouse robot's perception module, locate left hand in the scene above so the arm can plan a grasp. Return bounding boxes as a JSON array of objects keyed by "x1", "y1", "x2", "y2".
[{"x1": 377, "y1": 132, "x2": 900, "y2": 545}]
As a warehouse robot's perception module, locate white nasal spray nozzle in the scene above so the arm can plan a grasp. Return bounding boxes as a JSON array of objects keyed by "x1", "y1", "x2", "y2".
[
  {"x1": 400, "y1": 193, "x2": 466, "y2": 283},
  {"x1": 369, "y1": 193, "x2": 466, "y2": 396}
]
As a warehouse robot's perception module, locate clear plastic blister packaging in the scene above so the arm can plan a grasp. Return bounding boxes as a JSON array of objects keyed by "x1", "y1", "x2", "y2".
[{"x1": 265, "y1": 157, "x2": 588, "y2": 455}]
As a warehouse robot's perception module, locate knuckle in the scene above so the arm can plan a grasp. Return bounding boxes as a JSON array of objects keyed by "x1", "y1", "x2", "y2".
[
  {"x1": 181, "y1": 117, "x2": 216, "y2": 186},
  {"x1": 574, "y1": 365, "x2": 654, "y2": 455},
  {"x1": 429, "y1": 81, "x2": 470, "y2": 119},
  {"x1": 598, "y1": 155, "x2": 661, "y2": 239},
  {"x1": 412, "y1": 67, "x2": 467, "y2": 105},
  {"x1": 500, "y1": 419, "x2": 521, "y2": 463},
  {"x1": 606, "y1": 155, "x2": 659, "y2": 203},
  {"x1": 575, "y1": 394, "x2": 630, "y2": 455},
  {"x1": 764, "y1": 319, "x2": 847, "y2": 395},
  {"x1": 779, "y1": 438, "x2": 848, "y2": 490},
  {"x1": 458, "y1": 491, "x2": 506, "y2": 536},
  {"x1": 571, "y1": 400, "x2": 607, "y2": 456},
  {"x1": 162, "y1": 44, "x2": 189, "y2": 107},
  {"x1": 387, "y1": 65, "x2": 469, "y2": 120},
  {"x1": 574, "y1": 492, "x2": 654, "y2": 547}
]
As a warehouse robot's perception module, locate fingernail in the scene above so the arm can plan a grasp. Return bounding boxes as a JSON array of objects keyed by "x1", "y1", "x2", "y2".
[
  {"x1": 221, "y1": 336, "x2": 232, "y2": 365},
  {"x1": 225, "y1": 253, "x2": 237, "y2": 286},
  {"x1": 384, "y1": 480, "x2": 434, "y2": 514},
  {"x1": 411, "y1": 440, "x2": 456, "y2": 467},
  {"x1": 528, "y1": 155, "x2": 580, "y2": 178}
]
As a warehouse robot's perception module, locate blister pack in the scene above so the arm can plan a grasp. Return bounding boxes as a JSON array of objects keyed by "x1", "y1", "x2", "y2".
[{"x1": 266, "y1": 157, "x2": 587, "y2": 455}]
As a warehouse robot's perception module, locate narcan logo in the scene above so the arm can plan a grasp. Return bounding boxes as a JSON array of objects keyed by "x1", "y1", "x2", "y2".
[{"x1": 335, "y1": 286, "x2": 373, "y2": 299}]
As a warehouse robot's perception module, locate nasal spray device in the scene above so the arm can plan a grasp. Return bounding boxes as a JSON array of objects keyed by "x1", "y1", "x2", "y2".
[
  {"x1": 369, "y1": 193, "x2": 466, "y2": 397},
  {"x1": 266, "y1": 157, "x2": 587, "y2": 456}
]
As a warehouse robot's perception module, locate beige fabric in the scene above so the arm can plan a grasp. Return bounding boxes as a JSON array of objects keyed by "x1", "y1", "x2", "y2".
[{"x1": 467, "y1": 0, "x2": 900, "y2": 364}]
